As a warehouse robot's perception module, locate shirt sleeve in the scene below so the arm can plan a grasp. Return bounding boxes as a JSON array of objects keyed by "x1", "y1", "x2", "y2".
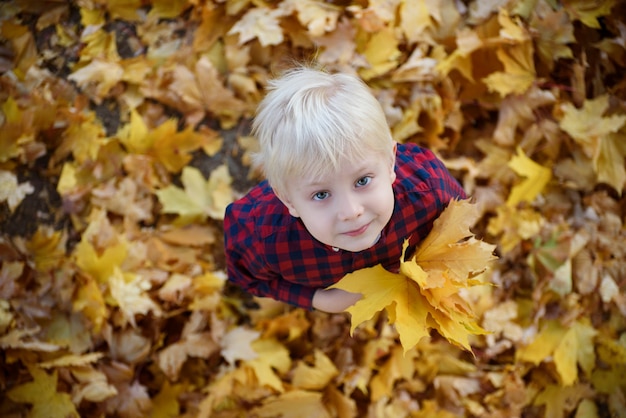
[{"x1": 223, "y1": 203, "x2": 317, "y2": 310}]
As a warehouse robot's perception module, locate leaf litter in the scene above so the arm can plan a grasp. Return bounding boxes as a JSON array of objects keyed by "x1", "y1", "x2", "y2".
[{"x1": 0, "y1": 0, "x2": 626, "y2": 417}]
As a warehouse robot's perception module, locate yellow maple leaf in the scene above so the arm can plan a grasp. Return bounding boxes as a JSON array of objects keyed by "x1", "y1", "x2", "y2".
[
  {"x1": 252, "y1": 390, "x2": 331, "y2": 418},
  {"x1": 399, "y1": 0, "x2": 432, "y2": 45},
  {"x1": 151, "y1": 124, "x2": 207, "y2": 173},
  {"x1": 559, "y1": 95, "x2": 626, "y2": 193},
  {"x1": 497, "y1": 9, "x2": 529, "y2": 42},
  {"x1": 506, "y1": 147, "x2": 552, "y2": 206},
  {"x1": 487, "y1": 205, "x2": 544, "y2": 252},
  {"x1": 73, "y1": 276, "x2": 108, "y2": 332},
  {"x1": 148, "y1": 0, "x2": 191, "y2": 19},
  {"x1": 77, "y1": 27, "x2": 119, "y2": 64},
  {"x1": 330, "y1": 199, "x2": 496, "y2": 353},
  {"x1": 291, "y1": 349, "x2": 338, "y2": 390},
  {"x1": 120, "y1": 56, "x2": 153, "y2": 85},
  {"x1": 436, "y1": 27, "x2": 482, "y2": 82},
  {"x1": 0, "y1": 21, "x2": 38, "y2": 79},
  {"x1": 73, "y1": 238, "x2": 127, "y2": 283},
  {"x1": 117, "y1": 109, "x2": 150, "y2": 153},
  {"x1": 24, "y1": 227, "x2": 67, "y2": 272},
  {"x1": 7, "y1": 365, "x2": 79, "y2": 418},
  {"x1": 150, "y1": 380, "x2": 186, "y2": 418},
  {"x1": 104, "y1": 0, "x2": 142, "y2": 21},
  {"x1": 117, "y1": 110, "x2": 206, "y2": 173},
  {"x1": 412, "y1": 198, "x2": 495, "y2": 282},
  {"x1": 255, "y1": 308, "x2": 310, "y2": 342},
  {"x1": 79, "y1": 7, "x2": 105, "y2": 26},
  {"x1": 516, "y1": 318, "x2": 597, "y2": 386},
  {"x1": 358, "y1": 27, "x2": 401, "y2": 80},
  {"x1": 483, "y1": 41, "x2": 536, "y2": 97},
  {"x1": 56, "y1": 161, "x2": 79, "y2": 196},
  {"x1": 370, "y1": 345, "x2": 416, "y2": 401},
  {"x1": 560, "y1": 95, "x2": 626, "y2": 158},
  {"x1": 156, "y1": 165, "x2": 233, "y2": 222},
  {"x1": 54, "y1": 112, "x2": 107, "y2": 165},
  {"x1": 591, "y1": 334, "x2": 626, "y2": 394},
  {"x1": 332, "y1": 263, "x2": 432, "y2": 349},
  {"x1": 596, "y1": 131, "x2": 626, "y2": 193},
  {"x1": 564, "y1": 0, "x2": 616, "y2": 29},
  {"x1": 246, "y1": 338, "x2": 292, "y2": 393},
  {"x1": 533, "y1": 383, "x2": 594, "y2": 418},
  {"x1": 413, "y1": 400, "x2": 459, "y2": 418},
  {"x1": 0, "y1": 98, "x2": 24, "y2": 162}
]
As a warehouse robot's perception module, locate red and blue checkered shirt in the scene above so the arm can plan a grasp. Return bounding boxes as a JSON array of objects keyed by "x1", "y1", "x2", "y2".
[{"x1": 223, "y1": 143, "x2": 466, "y2": 310}]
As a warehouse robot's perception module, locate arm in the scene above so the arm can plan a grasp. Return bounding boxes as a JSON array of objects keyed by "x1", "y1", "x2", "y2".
[
  {"x1": 225, "y1": 189, "x2": 361, "y2": 311},
  {"x1": 312, "y1": 288, "x2": 362, "y2": 313},
  {"x1": 225, "y1": 203, "x2": 326, "y2": 310}
]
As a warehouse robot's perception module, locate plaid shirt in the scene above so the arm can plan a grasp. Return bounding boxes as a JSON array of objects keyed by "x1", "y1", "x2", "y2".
[{"x1": 224, "y1": 143, "x2": 466, "y2": 309}]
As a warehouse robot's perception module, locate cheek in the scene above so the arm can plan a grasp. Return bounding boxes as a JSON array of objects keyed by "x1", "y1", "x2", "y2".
[
  {"x1": 299, "y1": 213, "x2": 333, "y2": 242},
  {"x1": 297, "y1": 205, "x2": 329, "y2": 228},
  {"x1": 378, "y1": 185, "x2": 395, "y2": 214}
]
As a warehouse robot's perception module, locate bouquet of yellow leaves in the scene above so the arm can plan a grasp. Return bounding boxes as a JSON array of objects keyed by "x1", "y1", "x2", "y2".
[{"x1": 329, "y1": 199, "x2": 497, "y2": 353}]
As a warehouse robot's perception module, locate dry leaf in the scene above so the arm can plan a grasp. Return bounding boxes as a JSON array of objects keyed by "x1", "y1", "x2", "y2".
[
  {"x1": 156, "y1": 165, "x2": 234, "y2": 222},
  {"x1": 7, "y1": 365, "x2": 79, "y2": 418},
  {"x1": 331, "y1": 199, "x2": 496, "y2": 352},
  {"x1": 0, "y1": 170, "x2": 34, "y2": 212},
  {"x1": 3, "y1": 1, "x2": 626, "y2": 416},
  {"x1": 517, "y1": 318, "x2": 597, "y2": 386},
  {"x1": 506, "y1": 147, "x2": 552, "y2": 206},
  {"x1": 252, "y1": 390, "x2": 331, "y2": 418}
]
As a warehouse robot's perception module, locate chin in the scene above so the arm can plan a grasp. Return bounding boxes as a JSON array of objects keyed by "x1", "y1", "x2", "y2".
[{"x1": 336, "y1": 238, "x2": 377, "y2": 253}]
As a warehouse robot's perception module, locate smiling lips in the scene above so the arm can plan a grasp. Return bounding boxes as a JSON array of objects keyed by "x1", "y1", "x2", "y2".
[{"x1": 343, "y1": 222, "x2": 370, "y2": 237}]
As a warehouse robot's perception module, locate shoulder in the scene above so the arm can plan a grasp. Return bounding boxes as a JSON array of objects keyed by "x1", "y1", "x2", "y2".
[
  {"x1": 388, "y1": 144, "x2": 465, "y2": 245},
  {"x1": 224, "y1": 181, "x2": 297, "y2": 243},
  {"x1": 395, "y1": 142, "x2": 447, "y2": 181},
  {"x1": 393, "y1": 142, "x2": 466, "y2": 201},
  {"x1": 396, "y1": 143, "x2": 450, "y2": 188}
]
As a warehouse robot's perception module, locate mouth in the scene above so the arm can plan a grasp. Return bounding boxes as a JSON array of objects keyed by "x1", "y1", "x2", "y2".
[{"x1": 343, "y1": 222, "x2": 371, "y2": 237}]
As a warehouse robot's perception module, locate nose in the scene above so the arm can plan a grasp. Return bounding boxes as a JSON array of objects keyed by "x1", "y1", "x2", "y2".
[{"x1": 337, "y1": 193, "x2": 364, "y2": 221}]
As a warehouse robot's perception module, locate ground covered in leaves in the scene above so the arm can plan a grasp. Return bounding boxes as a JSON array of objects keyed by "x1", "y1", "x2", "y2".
[{"x1": 1, "y1": 0, "x2": 626, "y2": 417}]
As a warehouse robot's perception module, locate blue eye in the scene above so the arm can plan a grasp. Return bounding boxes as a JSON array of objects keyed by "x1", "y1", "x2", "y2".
[
  {"x1": 313, "y1": 191, "x2": 329, "y2": 201},
  {"x1": 356, "y1": 176, "x2": 371, "y2": 187}
]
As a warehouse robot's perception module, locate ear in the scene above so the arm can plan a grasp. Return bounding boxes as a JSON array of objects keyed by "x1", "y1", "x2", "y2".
[
  {"x1": 389, "y1": 142, "x2": 397, "y2": 182},
  {"x1": 276, "y1": 192, "x2": 300, "y2": 218}
]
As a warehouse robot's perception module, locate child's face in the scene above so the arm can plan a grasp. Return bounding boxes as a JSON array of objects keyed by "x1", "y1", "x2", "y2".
[{"x1": 279, "y1": 146, "x2": 397, "y2": 252}]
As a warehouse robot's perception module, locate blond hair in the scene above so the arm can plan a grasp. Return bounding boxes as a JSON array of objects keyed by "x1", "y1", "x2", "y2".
[{"x1": 252, "y1": 66, "x2": 395, "y2": 198}]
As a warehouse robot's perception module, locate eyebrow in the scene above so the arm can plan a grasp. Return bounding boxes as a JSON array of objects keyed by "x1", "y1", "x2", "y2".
[
  {"x1": 300, "y1": 179, "x2": 327, "y2": 190},
  {"x1": 301, "y1": 161, "x2": 373, "y2": 189}
]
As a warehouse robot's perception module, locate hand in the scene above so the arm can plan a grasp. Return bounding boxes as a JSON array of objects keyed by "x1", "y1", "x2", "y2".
[{"x1": 312, "y1": 288, "x2": 362, "y2": 313}]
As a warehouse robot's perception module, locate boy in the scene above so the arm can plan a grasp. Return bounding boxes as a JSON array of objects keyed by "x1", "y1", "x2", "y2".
[{"x1": 224, "y1": 66, "x2": 466, "y2": 313}]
